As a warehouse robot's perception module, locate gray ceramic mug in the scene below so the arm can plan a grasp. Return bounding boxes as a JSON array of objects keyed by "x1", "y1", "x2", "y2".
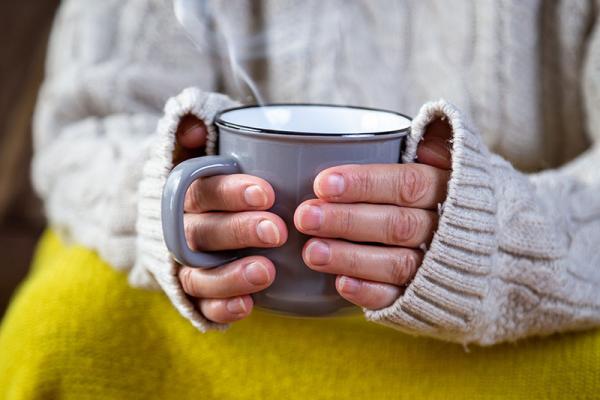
[{"x1": 162, "y1": 104, "x2": 411, "y2": 317}]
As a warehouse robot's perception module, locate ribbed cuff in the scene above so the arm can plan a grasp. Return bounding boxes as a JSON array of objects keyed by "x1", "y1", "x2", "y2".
[
  {"x1": 365, "y1": 100, "x2": 498, "y2": 345},
  {"x1": 130, "y1": 87, "x2": 239, "y2": 332}
]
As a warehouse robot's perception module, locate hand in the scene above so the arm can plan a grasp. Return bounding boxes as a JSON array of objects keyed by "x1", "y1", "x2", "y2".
[
  {"x1": 175, "y1": 115, "x2": 288, "y2": 324},
  {"x1": 294, "y1": 119, "x2": 453, "y2": 310}
]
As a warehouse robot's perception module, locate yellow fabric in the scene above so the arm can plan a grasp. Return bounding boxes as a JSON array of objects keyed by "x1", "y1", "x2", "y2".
[{"x1": 1, "y1": 230, "x2": 599, "y2": 399}]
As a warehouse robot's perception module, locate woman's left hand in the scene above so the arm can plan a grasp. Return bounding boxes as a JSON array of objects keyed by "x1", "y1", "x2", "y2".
[{"x1": 294, "y1": 119, "x2": 453, "y2": 310}]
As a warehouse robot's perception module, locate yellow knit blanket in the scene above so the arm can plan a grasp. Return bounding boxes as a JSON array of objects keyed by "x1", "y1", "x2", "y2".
[{"x1": 1, "y1": 230, "x2": 599, "y2": 399}]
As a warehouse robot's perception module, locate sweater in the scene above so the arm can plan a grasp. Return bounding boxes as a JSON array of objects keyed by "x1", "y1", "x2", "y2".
[{"x1": 32, "y1": 0, "x2": 600, "y2": 345}]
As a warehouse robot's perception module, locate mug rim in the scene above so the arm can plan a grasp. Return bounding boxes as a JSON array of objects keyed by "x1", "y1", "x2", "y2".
[{"x1": 215, "y1": 103, "x2": 412, "y2": 137}]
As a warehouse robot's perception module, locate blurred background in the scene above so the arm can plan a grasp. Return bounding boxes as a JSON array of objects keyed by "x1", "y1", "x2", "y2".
[{"x1": 0, "y1": 0, "x2": 60, "y2": 316}]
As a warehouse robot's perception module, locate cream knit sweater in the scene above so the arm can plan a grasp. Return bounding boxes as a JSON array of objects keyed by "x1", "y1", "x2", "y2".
[{"x1": 32, "y1": 0, "x2": 600, "y2": 345}]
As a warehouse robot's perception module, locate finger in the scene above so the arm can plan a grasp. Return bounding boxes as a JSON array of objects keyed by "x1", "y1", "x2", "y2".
[
  {"x1": 302, "y1": 239, "x2": 422, "y2": 286},
  {"x1": 179, "y1": 256, "x2": 275, "y2": 299},
  {"x1": 313, "y1": 163, "x2": 449, "y2": 209},
  {"x1": 177, "y1": 114, "x2": 208, "y2": 149},
  {"x1": 423, "y1": 117, "x2": 453, "y2": 140},
  {"x1": 185, "y1": 174, "x2": 275, "y2": 213},
  {"x1": 295, "y1": 200, "x2": 437, "y2": 247},
  {"x1": 335, "y1": 275, "x2": 401, "y2": 310},
  {"x1": 185, "y1": 211, "x2": 287, "y2": 251},
  {"x1": 416, "y1": 118, "x2": 453, "y2": 170},
  {"x1": 199, "y1": 295, "x2": 254, "y2": 324}
]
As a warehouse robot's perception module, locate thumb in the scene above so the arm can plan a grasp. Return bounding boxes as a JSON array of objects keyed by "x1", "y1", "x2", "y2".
[
  {"x1": 176, "y1": 115, "x2": 208, "y2": 149},
  {"x1": 416, "y1": 118, "x2": 453, "y2": 170}
]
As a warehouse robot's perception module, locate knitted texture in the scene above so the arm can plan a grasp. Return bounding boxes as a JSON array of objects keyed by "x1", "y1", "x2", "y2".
[
  {"x1": 31, "y1": 0, "x2": 600, "y2": 344},
  {"x1": 366, "y1": 100, "x2": 600, "y2": 345},
  {"x1": 1, "y1": 230, "x2": 600, "y2": 399},
  {"x1": 32, "y1": 0, "x2": 221, "y2": 269}
]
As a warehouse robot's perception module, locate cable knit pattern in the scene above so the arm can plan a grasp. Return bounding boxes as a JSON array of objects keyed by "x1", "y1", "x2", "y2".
[
  {"x1": 32, "y1": 0, "x2": 600, "y2": 344},
  {"x1": 32, "y1": 0, "x2": 220, "y2": 270}
]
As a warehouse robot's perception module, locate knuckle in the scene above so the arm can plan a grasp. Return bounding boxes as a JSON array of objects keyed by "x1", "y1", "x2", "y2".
[
  {"x1": 397, "y1": 165, "x2": 429, "y2": 205},
  {"x1": 229, "y1": 215, "x2": 251, "y2": 247},
  {"x1": 179, "y1": 268, "x2": 201, "y2": 296},
  {"x1": 389, "y1": 254, "x2": 412, "y2": 285},
  {"x1": 215, "y1": 178, "x2": 234, "y2": 209},
  {"x1": 404, "y1": 252, "x2": 419, "y2": 277},
  {"x1": 334, "y1": 207, "x2": 354, "y2": 235},
  {"x1": 186, "y1": 181, "x2": 205, "y2": 212},
  {"x1": 387, "y1": 209, "x2": 421, "y2": 245},
  {"x1": 350, "y1": 169, "x2": 375, "y2": 197},
  {"x1": 184, "y1": 219, "x2": 198, "y2": 250},
  {"x1": 346, "y1": 250, "x2": 361, "y2": 276}
]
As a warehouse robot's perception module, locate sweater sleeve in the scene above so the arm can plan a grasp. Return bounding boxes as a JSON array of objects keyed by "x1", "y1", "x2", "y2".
[
  {"x1": 364, "y1": 99, "x2": 600, "y2": 345},
  {"x1": 32, "y1": 0, "x2": 237, "y2": 331},
  {"x1": 365, "y1": 12, "x2": 600, "y2": 345}
]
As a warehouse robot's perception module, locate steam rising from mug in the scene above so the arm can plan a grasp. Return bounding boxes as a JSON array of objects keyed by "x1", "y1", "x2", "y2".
[
  {"x1": 173, "y1": 0, "x2": 266, "y2": 105},
  {"x1": 171, "y1": 1, "x2": 391, "y2": 123}
]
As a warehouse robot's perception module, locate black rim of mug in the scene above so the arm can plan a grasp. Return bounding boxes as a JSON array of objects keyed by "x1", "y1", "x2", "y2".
[{"x1": 215, "y1": 103, "x2": 412, "y2": 137}]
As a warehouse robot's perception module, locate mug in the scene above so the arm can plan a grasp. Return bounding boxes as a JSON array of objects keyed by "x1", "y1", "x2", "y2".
[{"x1": 162, "y1": 104, "x2": 411, "y2": 317}]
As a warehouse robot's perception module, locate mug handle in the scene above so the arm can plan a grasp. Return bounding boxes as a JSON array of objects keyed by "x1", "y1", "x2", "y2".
[{"x1": 162, "y1": 155, "x2": 241, "y2": 268}]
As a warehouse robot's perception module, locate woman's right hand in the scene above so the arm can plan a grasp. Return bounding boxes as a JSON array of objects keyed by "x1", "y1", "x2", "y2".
[{"x1": 175, "y1": 115, "x2": 287, "y2": 324}]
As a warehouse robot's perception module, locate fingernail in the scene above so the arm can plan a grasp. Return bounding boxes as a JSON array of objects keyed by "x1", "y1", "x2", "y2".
[
  {"x1": 244, "y1": 185, "x2": 268, "y2": 207},
  {"x1": 339, "y1": 276, "x2": 360, "y2": 295},
  {"x1": 319, "y1": 173, "x2": 345, "y2": 197},
  {"x1": 244, "y1": 262, "x2": 270, "y2": 285},
  {"x1": 422, "y1": 137, "x2": 451, "y2": 162},
  {"x1": 298, "y1": 205, "x2": 323, "y2": 230},
  {"x1": 256, "y1": 220, "x2": 280, "y2": 245},
  {"x1": 306, "y1": 240, "x2": 330, "y2": 266},
  {"x1": 227, "y1": 298, "x2": 247, "y2": 314}
]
